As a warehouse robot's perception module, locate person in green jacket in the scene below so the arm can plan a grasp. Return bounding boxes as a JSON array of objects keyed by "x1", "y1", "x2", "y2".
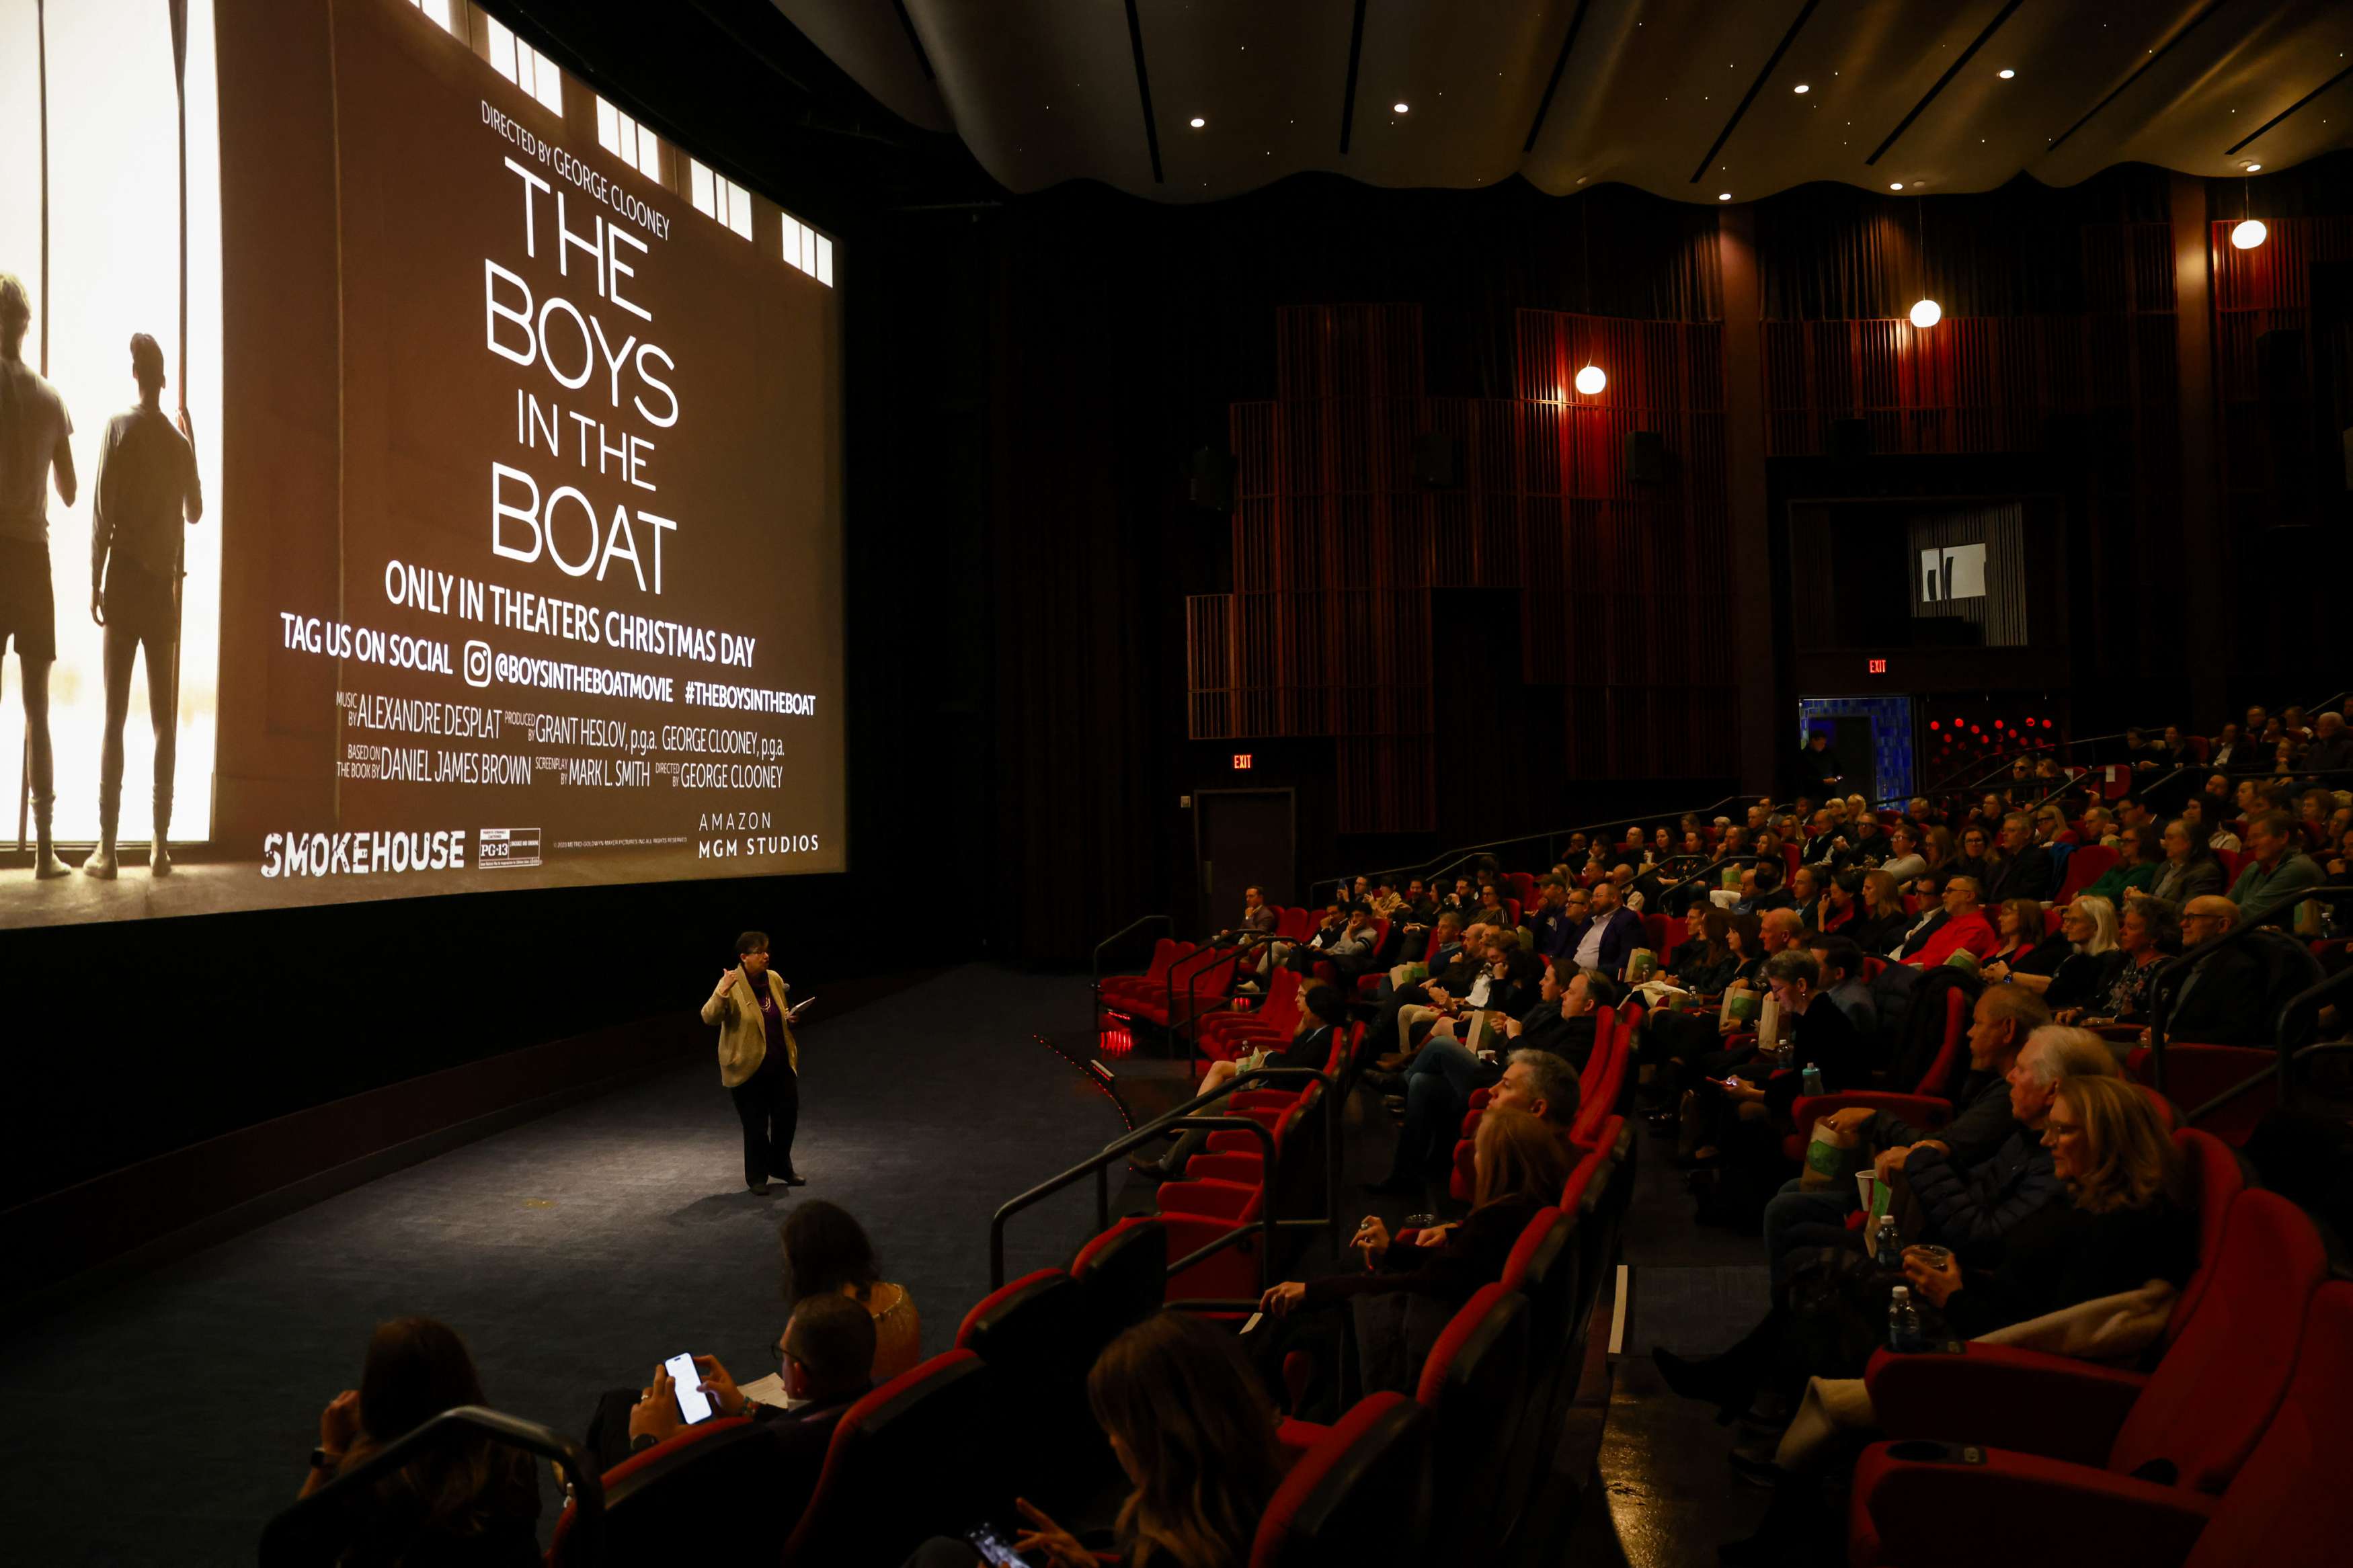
[{"x1": 2081, "y1": 823, "x2": 2161, "y2": 907}]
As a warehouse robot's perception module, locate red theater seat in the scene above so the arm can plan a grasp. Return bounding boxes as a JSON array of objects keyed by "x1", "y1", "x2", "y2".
[
  {"x1": 1415, "y1": 1284, "x2": 1531, "y2": 1565},
  {"x1": 548, "y1": 1417, "x2": 776, "y2": 1568},
  {"x1": 2180, "y1": 1284, "x2": 2353, "y2": 1568},
  {"x1": 1250, "y1": 1393, "x2": 1434, "y2": 1568},
  {"x1": 1852, "y1": 1189, "x2": 2329, "y2": 1567},
  {"x1": 1070, "y1": 1216, "x2": 1166, "y2": 1345},
  {"x1": 2126, "y1": 1046, "x2": 2278, "y2": 1147},
  {"x1": 1786, "y1": 987, "x2": 1970, "y2": 1162},
  {"x1": 782, "y1": 1351, "x2": 998, "y2": 1567}
]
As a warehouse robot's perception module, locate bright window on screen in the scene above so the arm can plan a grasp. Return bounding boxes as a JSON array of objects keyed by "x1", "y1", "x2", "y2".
[
  {"x1": 595, "y1": 96, "x2": 663, "y2": 184},
  {"x1": 485, "y1": 17, "x2": 563, "y2": 118},
  {"x1": 689, "y1": 157, "x2": 754, "y2": 241},
  {"x1": 403, "y1": 0, "x2": 461, "y2": 37}
]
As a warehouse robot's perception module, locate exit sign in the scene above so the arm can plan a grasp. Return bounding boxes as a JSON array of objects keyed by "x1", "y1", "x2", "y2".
[
  {"x1": 1232, "y1": 753, "x2": 1253, "y2": 770},
  {"x1": 1867, "y1": 657, "x2": 1888, "y2": 674}
]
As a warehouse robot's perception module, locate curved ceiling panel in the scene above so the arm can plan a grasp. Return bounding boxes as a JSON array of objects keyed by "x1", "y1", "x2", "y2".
[{"x1": 787, "y1": 0, "x2": 2353, "y2": 204}]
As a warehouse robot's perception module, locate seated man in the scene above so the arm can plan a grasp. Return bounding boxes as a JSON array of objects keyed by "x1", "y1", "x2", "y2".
[
  {"x1": 2164, "y1": 895, "x2": 2274, "y2": 1045},
  {"x1": 1807, "y1": 936, "x2": 1876, "y2": 1035},
  {"x1": 596, "y1": 1291, "x2": 877, "y2": 1508},
  {"x1": 1757, "y1": 985, "x2": 2049, "y2": 1283},
  {"x1": 2227, "y1": 810, "x2": 2324, "y2": 926},
  {"x1": 1738, "y1": 857, "x2": 1794, "y2": 915},
  {"x1": 1902, "y1": 875, "x2": 1997, "y2": 966},
  {"x1": 1567, "y1": 879, "x2": 1644, "y2": 976}
]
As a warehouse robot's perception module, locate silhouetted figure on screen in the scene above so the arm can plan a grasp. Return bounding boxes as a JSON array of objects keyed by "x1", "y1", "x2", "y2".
[
  {"x1": 0, "y1": 272, "x2": 77, "y2": 879},
  {"x1": 86, "y1": 333, "x2": 202, "y2": 879}
]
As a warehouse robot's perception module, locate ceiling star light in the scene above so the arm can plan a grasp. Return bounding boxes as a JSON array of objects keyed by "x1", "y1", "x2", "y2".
[
  {"x1": 1574, "y1": 363, "x2": 1607, "y2": 395},
  {"x1": 1718, "y1": 192, "x2": 1732, "y2": 200},
  {"x1": 1189, "y1": 116, "x2": 1205, "y2": 128},
  {"x1": 1393, "y1": 101, "x2": 1410, "y2": 114},
  {"x1": 1793, "y1": 83, "x2": 1810, "y2": 93},
  {"x1": 2245, "y1": 162, "x2": 2262, "y2": 171},
  {"x1": 1889, "y1": 181, "x2": 1904, "y2": 190},
  {"x1": 2231, "y1": 218, "x2": 2268, "y2": 249},
  {"x1": 1998, "y1": 69, "x2": 2016, "y2": 79}
]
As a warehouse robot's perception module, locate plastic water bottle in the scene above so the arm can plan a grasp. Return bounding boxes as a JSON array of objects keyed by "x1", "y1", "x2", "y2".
[
  {"x1": 1874, "y1": 1214, "x2": 1901, "y2": 1269},
  {"x1": 1801, "y1": 1064, "x2": 1825, "y2": 1098},
  {"x1": 1888, "y1": 1286, "x2": 1926, "y2": 1353}
]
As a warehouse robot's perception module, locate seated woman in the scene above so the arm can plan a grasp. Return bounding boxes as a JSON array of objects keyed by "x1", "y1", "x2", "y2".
[
  {"x1": 1843, "y1": 869, "x2": 1913, "y2": 958},
  {"x1": 1993, "y1": 895, "x2": 2124, "y2": 1010},
  {"x1": 1981, "y1": 897, "x2": 2059, "y2": 977},
  {"x1": 1651, "y1": 1071, "x2": 2190, "y2": 1427},
  {"x1": 2081, "y1": 823, "x2": 2161, "y2": 907},
  {"x1": 1640, "y1": 912, "x2": 1765, "y2": 1112},
  {"x1": 1948, "y1": 824, "x2": 1998, "y2": 897},
  {"x1": 912, "y1": 1312, "x2": 1285, "y2": 1568},
  {"x1": 1900, "y1": 1073, "x2": 2192, "y2": 1337},
  {"x1": 296, "y1": 1317, "x2": 540, "y2": 1567},
  {"x1": 1261, "y1": 1107, "x2": 1569, "y2": 1320},
  {"x1": 1681, "y1": 949, "x2": 1869, "y2": 1208},
  {"x1": 782, "y1": 1200, "x2": 922, "y2": 1383},
  {"x1": 2059, "y1": 898, "x2": 2178, "y2": 1029},
  {"x1": 1663, "y1": 905, "x2": 1742, "y2": 997}
]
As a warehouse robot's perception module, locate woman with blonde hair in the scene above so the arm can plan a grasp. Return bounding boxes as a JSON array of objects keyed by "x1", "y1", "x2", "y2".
[
  {"x1": 1845, "y1": 868, "x2": 1911, "y2": 956},
  {"x1": 1901, "y1": 1073, "x2": 2190, "y2": 1337},
  {"x1": 1994, "y1": 896, "x2": 2123, "y2": 1010}
]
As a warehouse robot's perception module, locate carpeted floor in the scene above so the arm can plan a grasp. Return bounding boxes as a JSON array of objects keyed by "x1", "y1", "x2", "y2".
[{"x1": 0, "y1": 964, "x2": 1127, "y2": 1565}]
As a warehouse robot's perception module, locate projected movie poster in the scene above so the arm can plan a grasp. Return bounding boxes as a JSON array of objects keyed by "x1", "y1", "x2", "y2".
[{"x1": 0, "y1": 0, "x2": 846, "y2": 930}]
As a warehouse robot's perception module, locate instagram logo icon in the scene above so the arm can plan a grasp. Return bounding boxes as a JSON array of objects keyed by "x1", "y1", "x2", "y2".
[{"x1": 463, "y1": 640, "x2": 492, "y2": 688}]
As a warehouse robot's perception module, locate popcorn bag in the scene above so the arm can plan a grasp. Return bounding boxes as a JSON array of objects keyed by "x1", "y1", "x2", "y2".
[{"x1": 1801, "y1": 1117, "x2": 1866, "y2": 1192}]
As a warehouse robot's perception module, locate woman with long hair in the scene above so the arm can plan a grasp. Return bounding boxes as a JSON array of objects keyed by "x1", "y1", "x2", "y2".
[
  {"x1": 943, "y1": 1313, "x2": 1285, "y2": 1568},
  {"x1": 1996, "y1": 896, "x2": 2124, "y2": 1009},
  {"x1": 1844, "y1": 869, "x2": 1911, "y2": 957},
  {"x1": 296, "y1": 1318, "x2": 539, "y2": 1567},
  {"x1": 2061, "y1": 899, "x2": 2177, "y2": 1028},
  {"x1": 1983, "y1": 897, "x2": 2052, "y2": 974},
  {"x1": 781, "y1": 1200, "x2": 922, "y2": 1381},
  {"x1": 1259, "y1": 1107, "x2": 1569, "y2": 1320}
]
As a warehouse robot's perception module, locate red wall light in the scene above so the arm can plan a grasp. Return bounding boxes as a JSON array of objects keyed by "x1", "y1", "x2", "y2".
[
  {"x1": 1867, "y1": 657, "x2": 1888, "y2": 674},
  {"x1": 1232, "y1": 753, "x2": 1253, "y2": 770}
]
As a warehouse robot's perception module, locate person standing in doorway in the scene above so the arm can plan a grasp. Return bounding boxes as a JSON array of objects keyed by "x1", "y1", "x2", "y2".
[
  {"x1": 702, "y1": 930, "x2": 805, "y2": 1193},
  {"x1": 85, "y1": 333, "x2": 202, "y2": 878},
  {"x1": 0, "y1": 272, "x2": 77, "y2": 880}
]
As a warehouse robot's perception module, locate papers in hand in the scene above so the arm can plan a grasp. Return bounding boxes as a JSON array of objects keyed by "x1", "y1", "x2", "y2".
[
  {"x1": 786, "y1": 997, "x2": 815, "y2": 1022},
  {"x1": 737, "y1": 1373, "x2": 801, "y2": 1411}
]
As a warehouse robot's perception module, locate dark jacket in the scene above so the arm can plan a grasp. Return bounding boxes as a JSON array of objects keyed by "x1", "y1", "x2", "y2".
[
  {"x1": 1942, "y1": 1197, "x2": 2194, "y2": 1339},
  {"x1": 1566, "y1": 907, "x2": 1643, "y2": 975},
  {"x1": 1529, "y1": 905, "x2": 1578, "y2": 961},
  {"x1": 2045, "y1": 948, "x2": 2126, "y2": 1011},
  {"x1": 754, "y1": 1388, "x2": 867, "y2": 1532},
  {"x1": 2164, "y1": 943, "x2": 2273, "y2": 1046},
  {"x1": 1302, "y1": 1194, "x2": 1545, "y2": 1311},
  {"x1": 1905, "y1": 1128, "x2": 2064, "y2": 1262},
  {"x1": 1867, "y1": 1070, "x2": 2016, "y2": 1169},
  {"x1": 2145, "y1": 856, "x2": 2227, "y2": 907},
  {"x1": 1983, "y1": 846, "x2": 2055, "y2": 904}
]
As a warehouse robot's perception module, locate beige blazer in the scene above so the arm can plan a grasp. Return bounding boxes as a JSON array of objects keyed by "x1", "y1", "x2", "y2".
[{"x1": 701, "y1": 968, "x2": 796, "y2": 1087}]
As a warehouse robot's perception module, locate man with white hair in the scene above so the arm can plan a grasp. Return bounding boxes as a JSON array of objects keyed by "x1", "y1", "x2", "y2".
[
  {"x1": 1901, "y1": 1025, "x2": 2118, "y2": 1258},
  {"x1": 0, "y1": 271, "x2": 77, "y2": 879},
  {"x1": 2305, "y1": 710, "x2": 2353, "y2": 775}
]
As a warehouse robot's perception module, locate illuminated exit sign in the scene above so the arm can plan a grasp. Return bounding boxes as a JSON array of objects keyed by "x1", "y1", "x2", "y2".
[
  {"x1": 1232, "y1": 753, "x2": 1253, "y2": 770},
  {"x1": 1867, "y1": 657, "x2": 1888, "y2": 674}
]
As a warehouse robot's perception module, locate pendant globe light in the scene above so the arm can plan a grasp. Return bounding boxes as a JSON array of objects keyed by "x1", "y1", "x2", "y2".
[
  {"x1": 1908, "y1": 194, "x2": 1941, "y2": 329},
  {"x1": 2231, "y1": 173, "x2": 2267, "y2": 249}
]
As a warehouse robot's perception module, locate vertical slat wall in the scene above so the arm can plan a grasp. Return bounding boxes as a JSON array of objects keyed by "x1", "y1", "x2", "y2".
[
  {"x1": 1189, "y1": 304, "x2": 1737, "y2": 834},
  {"x1": 2211, "y1": 216, "x2": 2353, "y2": 531}
]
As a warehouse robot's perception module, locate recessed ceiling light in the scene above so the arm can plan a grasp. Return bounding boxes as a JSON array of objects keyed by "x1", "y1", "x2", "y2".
[
  {"x1": 1793, "y1": 83, "x2": 1810, "y2": 93},
  {"x1": 1189, "y1": 116, "x2": 1205, "y2": 128},
  {"x1": 1718, "y1": 192, "x2": 1732, "y2": 200},
  {"x1": 2245, "y1": 162, "x2": 2262, "y2": 171},
  {"x1": 1393, "y1": 102, "x2": 1410, "y2": 114},
  {"x1": 1998, "y1": 69, "x2": 2015, "y2": 79},
  {"x1": 1889, "y1": 182, "x2": 1904, "y2": 190}
]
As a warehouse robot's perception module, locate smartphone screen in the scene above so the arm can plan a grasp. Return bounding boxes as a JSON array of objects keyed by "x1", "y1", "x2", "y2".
[
  {"x1": 665, "y1": 1353, "x2": 714, "y2": 1426},
  {"x1": 966, "y1": 1523, "x2": 1027, "y2": 1567}
]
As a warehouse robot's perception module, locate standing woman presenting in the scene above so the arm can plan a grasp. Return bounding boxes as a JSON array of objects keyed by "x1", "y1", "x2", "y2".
[{"x1": 703, "y1": 931, "x2": 805, "y2": 1193}]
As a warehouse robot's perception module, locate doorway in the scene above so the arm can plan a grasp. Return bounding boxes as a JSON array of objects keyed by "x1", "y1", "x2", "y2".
[{"x1": 1195, "y1": 790, "x2": 1295, "y2": 920}]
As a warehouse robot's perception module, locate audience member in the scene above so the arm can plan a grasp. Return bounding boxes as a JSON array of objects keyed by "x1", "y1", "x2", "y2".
[
  {"x1": 1845, "y1": 870, "x2": 1911, "y2": 956},
  {"x1": 1143, "y1": 985, "x2": 1347, "y2": 1182},
  {"x1": 1529, "y1": 875, "x2": 1577, "y2": 961},
  {"x1": 1983, "y1": 897, "x2": 2059, "y2": 977},
  {"x1": 2061, "y1": 898, "x2": 2177, "y2": 1028},
  {"x1": 1900, "y1": 876, "x2": 1997, "y2": 967},
  {"x1": 1983, "y1": 813, "x2": 2055, "y2": 903},
  {"x1": 782, "y1": 1201, "x2": 922, "y2": 1383},
  {"x1": 2163, "y1": 896, "x2": 2274, "y2": 1046},
  {"x1": 2227, "y1": 811, "x2": 2323, "y2": 925},
  {"x1": 1807, "y1": 936, "x2": 1877, "y2": 1034},
  {"x1": 2140, "y1": 817, "x2": 2225, "y2": 908},
  {"x1": 298, "y1": 1317, "x2": 539, "y2": 1567},
  {"x1": 1568, "y1": 878, "x2": 1643, "y2": 975}
]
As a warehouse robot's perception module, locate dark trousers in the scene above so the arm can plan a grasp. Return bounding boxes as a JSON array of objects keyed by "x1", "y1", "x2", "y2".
[
  {"x1": 97, "y1": 563, "x2": 177, "y2": 838},
  {"x1": 731, "y1": 1053, "x2": 799, "y2": 1186}
]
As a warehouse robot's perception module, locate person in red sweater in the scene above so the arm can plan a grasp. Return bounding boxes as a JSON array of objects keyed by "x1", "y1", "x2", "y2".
[{"x1": 1905, "y1": 875, "x2": 1999, "y2": 967}]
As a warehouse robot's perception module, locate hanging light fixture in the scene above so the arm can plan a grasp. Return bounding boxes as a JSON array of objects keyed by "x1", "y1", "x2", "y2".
[
  {"x1": 1574, "y1": 197, "x2": 1605, "y2": 395},
  {"x1": 1908, "y1": 193, "x2": 1941, "y2": 329},
  {"x1": 2231, "y1": 171, "x2": 2267, "y2": 249}
]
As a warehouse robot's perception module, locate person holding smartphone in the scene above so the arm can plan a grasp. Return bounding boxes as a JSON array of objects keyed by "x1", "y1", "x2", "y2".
[{"x1": 702, "y1": 930, "x2": 804, "y2": 1193}]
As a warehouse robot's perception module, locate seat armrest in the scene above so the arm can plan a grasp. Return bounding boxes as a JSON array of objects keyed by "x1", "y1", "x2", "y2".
[
  {"x1": 1865, "y1": 1344, "x2": 2149, "y2": 1464},
  {"x1": 1230, "y1": 1088, "x2": 1300, "y2": 1112},
  {"x1": 1852, "y1": 1441, "x2": 2213, "y2": 1568},
  {"x1": 1183, "y1": 1153, "x2": 1263, "y2": 1186},
  {"x1": 1791, "y1": 1092, "x2": 1952, "y2": 1132}
]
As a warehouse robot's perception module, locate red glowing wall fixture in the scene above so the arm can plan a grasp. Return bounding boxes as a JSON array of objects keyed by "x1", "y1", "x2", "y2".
[
  {"x1": 1232, "y1": 753, "x2": 1253, "y2": 770},
  {"x1": 1867, "y1": 657, "x2": 1888, "y2": 674}
]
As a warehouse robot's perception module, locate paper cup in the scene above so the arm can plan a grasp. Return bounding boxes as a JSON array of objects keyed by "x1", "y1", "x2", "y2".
[{"x1": 1856, "y1": 1170, "x2": 1877, "y2": 1209}]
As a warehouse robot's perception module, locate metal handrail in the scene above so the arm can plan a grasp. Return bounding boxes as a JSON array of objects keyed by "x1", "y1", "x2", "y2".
[
  {"x1": 1164, "y1": 937, "x2": 1256, "y2": 1077},
  {"x1": 2139, "y1": 884, "x2": 2349, "y2": 1097},
  {"x1": 988, "y1": 1065, "x2": 1339, "y2": 1291},
  {"x1": 258, "y1": 1407, "x2": 602, "y2": 1568}
]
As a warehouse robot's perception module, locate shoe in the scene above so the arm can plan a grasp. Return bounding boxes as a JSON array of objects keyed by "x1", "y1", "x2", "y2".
[
  {"x1": 1373, "y1": 1053, "x2": 1409, "y2": 1072},
  {"x1": 151, "y1": 841, "x2": 173, "y2": 876},
  {"x1": 1360, "y1": 1069, "x2": 1404, "y2": 1093},
  {"x1": 748, "y1": 1180, "x2": 770, "y2": 1195},
  {"x1": 1127, "y1": 1157, "x2": 1170, "y2": 1182},
  {"x1": 1649, "y1": 1347, "x2": 1756, "y2": 1423},
  {"x1": 779, "y1": 1172, "x2": 809, "y2": 1187},
  {"x1": 81, "y1": 844, "x2": 119, "y2": 880},
  {"x1": 33, "y1": 841, "x2": 69, "y2": 879}
]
